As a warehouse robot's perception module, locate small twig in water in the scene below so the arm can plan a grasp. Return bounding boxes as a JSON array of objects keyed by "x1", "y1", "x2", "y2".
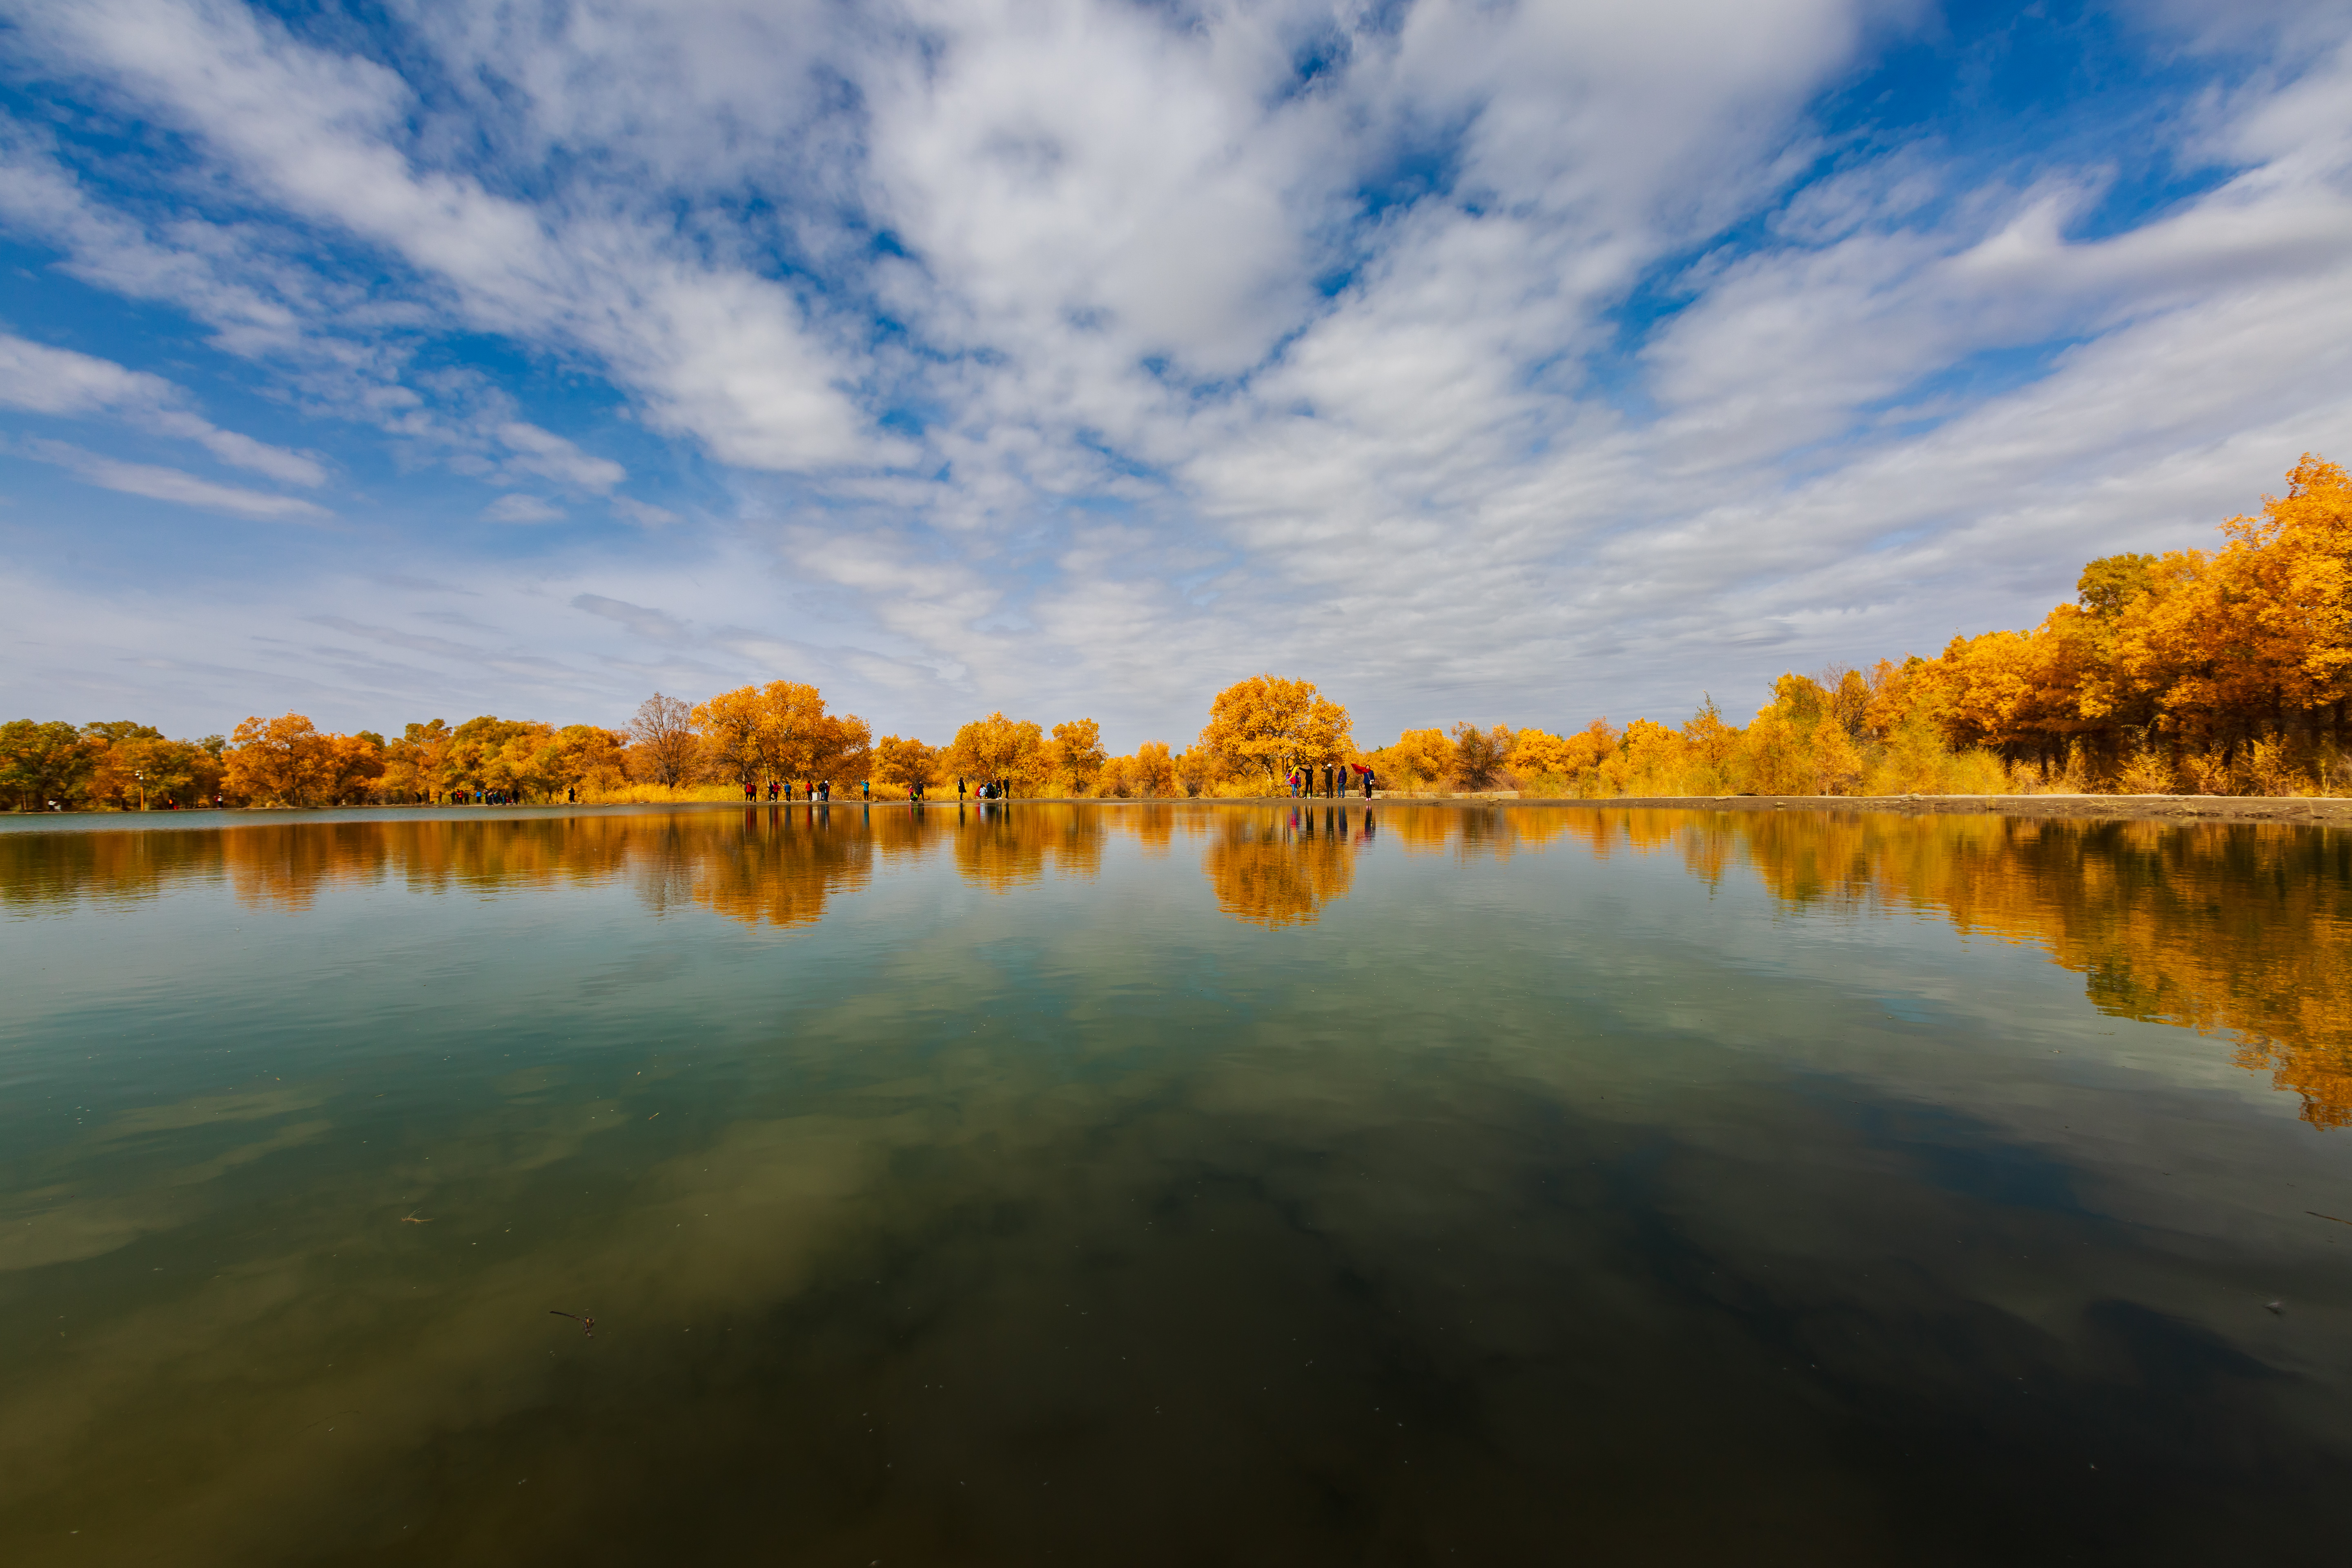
[
  {"x1": 399, "y1": 1212, "x2": 432, "y2": 1224},
  {"x1": 550, "y1": 1310, "x2": 595, "y2": 1337},
  {"x1": 2309, "y1": 1211, "x2": 2352, "y2": 1227}
]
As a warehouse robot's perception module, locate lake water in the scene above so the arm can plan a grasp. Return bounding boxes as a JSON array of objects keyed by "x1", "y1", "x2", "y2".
[{"x1": 3, "y1": 802, "x2": 2349, "y2": 1565}]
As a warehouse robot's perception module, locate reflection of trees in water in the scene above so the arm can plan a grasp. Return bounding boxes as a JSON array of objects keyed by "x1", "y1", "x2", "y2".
[
  {"x1": 1376, "y1": 804, "x2": 1579, "y2": 860},
  {"x1": 0, "y1": 827, "x2": 225, "y2": 912},
  {"x1": 686, "y1": 809, "x2": 872, "y2": 928},
  {"x1": 1204, "y1": 807, "x2": 1361, "y2": 927},
  {"x1": 2, "y1": 812, "x2": 882, "y2": 927},
  {"x1": 1574, "y1": 808, "x2": 2352, "y2": 1130},
  {"x1": 953, "y1": 804, "x2": 1106, "y2": 891},
  {"x1": 1126, "y1": 804, "x2": 1178, "y2": 857}
]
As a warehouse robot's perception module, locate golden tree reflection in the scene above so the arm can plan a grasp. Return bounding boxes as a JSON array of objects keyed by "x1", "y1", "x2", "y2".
[
  {"x1": 16, "y1": 806, "x2": 2342, "y2": 1125},
  {"x1": 1203, "y1": 807, "x2": 1361, "y2": 927},
  {"x1": 951, "y1": 804, "x2": 1107, "y2": 891},
  {"x1": 0, "y1": 826, "x2": 223, "y2": 912},
  {"x1": 687, "y1": 809, "x2": 874, "y2": 927},
  {"x1": 1675, "y1": 810, "x2": 2352, "y2": 1128}
]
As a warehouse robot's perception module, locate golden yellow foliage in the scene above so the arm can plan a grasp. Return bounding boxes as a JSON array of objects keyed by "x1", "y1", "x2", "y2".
[
  {"x1": 692, "y1": 681, "x2": 871, "y2": 791},
  {"x1": 1197, "y1": 675, "x2": 1352, "y2": 793},
  {"x1": 873, "y1": 734, "x2": 945, "y2": 797},
  {"x1": 945, "y1": 711, "x2": 1048, "y2": 795},
  {"x1": 1049, "y1": 718, "x2": 1107, "y2": 795},
  {"x1": 222, "y1": 714, "x2": 383, "y2": 806},
  {"x1": 1202, "y1": 811, "x2": 1356, "y2": 925}
]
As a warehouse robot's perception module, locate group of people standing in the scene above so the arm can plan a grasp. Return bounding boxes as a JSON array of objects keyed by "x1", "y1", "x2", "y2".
[
  {"x1": 1288, "y1": 764, "x2": 1374, "y2": 799},
  {"x1": 743, "y1": 778, "x2": 880, "y2": 803},
  {"x1": 726, "y1": 776, "x2": 1020, "y2": 804}
]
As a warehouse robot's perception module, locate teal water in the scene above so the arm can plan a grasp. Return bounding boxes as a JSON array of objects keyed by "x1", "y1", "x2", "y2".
[{"x1": 2, "y1": 803, "x2": 2349, "y2": 1565}]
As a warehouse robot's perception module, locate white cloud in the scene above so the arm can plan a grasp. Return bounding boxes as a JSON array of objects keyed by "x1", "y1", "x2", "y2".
[
  {"x1": 570, "y1": 592, "x2": 688, "y2": 641},
  {"x1": 0, "y1": 330, "x2": 328, "y2": 484},
  {"x1": 6, "y1": 0, "x2": 903, "y2": 472},
  {"x1": 21, "y1": 438, "x2": 332, "y2": 521},
  {"x1": 483, "y1": 492, "x2": 564, "y2": 523},
  {"x1": 496, "y1": 421, "x2": 624, "y2": 491},
  {"x1": 610, "y1": 497, "x2": 680, "y2": 528}
]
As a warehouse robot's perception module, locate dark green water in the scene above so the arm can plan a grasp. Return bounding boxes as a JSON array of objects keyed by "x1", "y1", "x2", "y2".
[{"x1": 3, "y1": 802, "x2": 2350, "y2": 1566}]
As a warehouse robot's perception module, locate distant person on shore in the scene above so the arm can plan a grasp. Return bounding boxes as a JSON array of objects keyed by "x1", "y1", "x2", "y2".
[
  {"x1": 862, "y1": 779, "x2": 871, "y2": 801},
  {"x1": 957, "y1": 776, "x2": 967, "y2": 802},
  {"x1": 819, "y1": 780, "x2": 831, "y2": 802}
]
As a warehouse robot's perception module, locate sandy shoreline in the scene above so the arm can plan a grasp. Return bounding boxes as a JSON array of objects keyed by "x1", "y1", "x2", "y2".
[
  {"x1": 12, "y1": 793, "x2": 2349, "y2": 826},
  {"x1": 1052, "y1": 792, "x2": 2352, "y2": 824}
]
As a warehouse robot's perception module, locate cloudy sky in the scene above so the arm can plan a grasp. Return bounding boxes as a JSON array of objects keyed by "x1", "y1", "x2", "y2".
[{"x1": 2, "y1": 0, "x2": 2349, "y2": 748}]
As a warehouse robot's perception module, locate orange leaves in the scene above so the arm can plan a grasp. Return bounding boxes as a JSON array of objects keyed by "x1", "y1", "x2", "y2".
[
  {"x1": 692, "y1": 682, "x2": 869, "y2": 786},
  {"x1": 222, "y1": 714, "x2": 383, "y2": 806},
  {"x1": 872, "y1": 735, "x2": 938, "y2": 795},
  {"x1": 946, "y1": 712, "x2": 1047, "y2": 793},
  {"x1": 1197, "y1": 676, "x2": 1353, "y2": 793},
  {"x1": 1858, "y1": 454, "x2": 2352, "y2": 789}
]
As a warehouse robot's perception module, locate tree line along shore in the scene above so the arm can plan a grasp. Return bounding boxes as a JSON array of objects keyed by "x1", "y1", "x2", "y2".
[{"x1": 5, "y1": 456, "x2": 2347, "y2": 813}]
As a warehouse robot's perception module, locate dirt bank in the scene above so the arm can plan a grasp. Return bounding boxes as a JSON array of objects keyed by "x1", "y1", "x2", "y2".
[
  {"x1": 1116, "y1": 792, "x2": 2352, "y2": 824},
  {"x1": 1484, "y1": 793, "x2": 2352, "y2": 824}
]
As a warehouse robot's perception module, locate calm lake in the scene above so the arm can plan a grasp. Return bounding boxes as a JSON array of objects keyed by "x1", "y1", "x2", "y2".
[{"x1": 3, "y1": 802, "x2": 2349, "y2": 1565}]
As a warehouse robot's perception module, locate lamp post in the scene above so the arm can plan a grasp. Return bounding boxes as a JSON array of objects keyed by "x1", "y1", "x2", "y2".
[{"x1": 135, "y1": 771, "x2": 145, "y2": 812}]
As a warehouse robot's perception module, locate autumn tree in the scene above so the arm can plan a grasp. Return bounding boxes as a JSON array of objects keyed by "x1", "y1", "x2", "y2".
[
  {"x1": 1198, "y1": 676, "x2": 1352, "y2": 793},
  {"x1": 1450, "y1": 722, "x2": 1511, "y2": 790},
  {"x1": 693, "y1": 681, "x2": 870, "y2": 788},
  {"x1": 693, "y1": 686, "x2": 768, "y2": 786},
  {"x1": 82, "y1": 724, "x2": 175, "y2": 808},
  {"x1": 1174, "y1": 746, "x2": 1217, "y2": 797},
  {"x1": 557, "y1": 725, "x2": 632, "y2": 794},
  {"x1": 112, "y1": 736, "x2": 222, "y2": 808},
  {"x1": 436, "y1": 717, "x2": 549, "y2": 797},
  {"x1": 384, "y1": 719, "x2": 457, "y2": 801},
  {"x1": 1130, "y1": 740, "x2": 1178, "y2": 797},
  {"x1": 223, "y1": 714, "x2": 320, "y2": 805},
  {"x1": 947, "y1": 712, "x2": 1048, "y2": 795},
  {"x1": 1050, "y1": 719, "x2": 1107, "y2": 795},
  {"x1": 873, "y1": 734, "x2": 943, "y2": 796},
  {"x1": 0, "y1": 720, "x2": 96, "y2": 809},
  {"x1": 325, "y1": 732, "x2": 388, "y2": 803},
  {"x1": 1504, "y1": 728, "x2": 1581, "y2": 793},
  {"x1": 2214, "y1": 453, "x2": 2352, "y2": 720},
  {"x1": 628, "y1": 693, "x2": 700, "y2": 786},
  {"x1": 221, "y1": 714, "x2": 384, "y2": 806},
  {"x1": 1369, "y1": 727, "x2": 1452, "y2": 788},
  {"x1": 1680, "y1": 697, "x2": 1740, "y2": 790}
]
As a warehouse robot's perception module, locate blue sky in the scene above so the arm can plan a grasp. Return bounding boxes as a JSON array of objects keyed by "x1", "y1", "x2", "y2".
[{"x1": 3, "y1": 0, "x2": 2349, "y2": 748}]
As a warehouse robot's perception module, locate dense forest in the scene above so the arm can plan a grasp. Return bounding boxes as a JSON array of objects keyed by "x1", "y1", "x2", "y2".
[{"x1": 5, "y1": 455, "x2": 2347, "y2": 809}]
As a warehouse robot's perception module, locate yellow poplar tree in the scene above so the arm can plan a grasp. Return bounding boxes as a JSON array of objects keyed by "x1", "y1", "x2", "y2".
[{"x1": 1198, "y1": 676, "x2": 1352, "y2": 793}]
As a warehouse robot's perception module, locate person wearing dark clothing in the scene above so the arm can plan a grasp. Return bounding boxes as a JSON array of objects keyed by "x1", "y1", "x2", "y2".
[{"x1": 819, "y1": 780, "x2": 831, "y2": 802}]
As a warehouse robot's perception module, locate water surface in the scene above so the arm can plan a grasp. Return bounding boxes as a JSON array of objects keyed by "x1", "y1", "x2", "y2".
[{"x1": 4, "y1": 803, "x2": 2349, "y2": 1565}]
